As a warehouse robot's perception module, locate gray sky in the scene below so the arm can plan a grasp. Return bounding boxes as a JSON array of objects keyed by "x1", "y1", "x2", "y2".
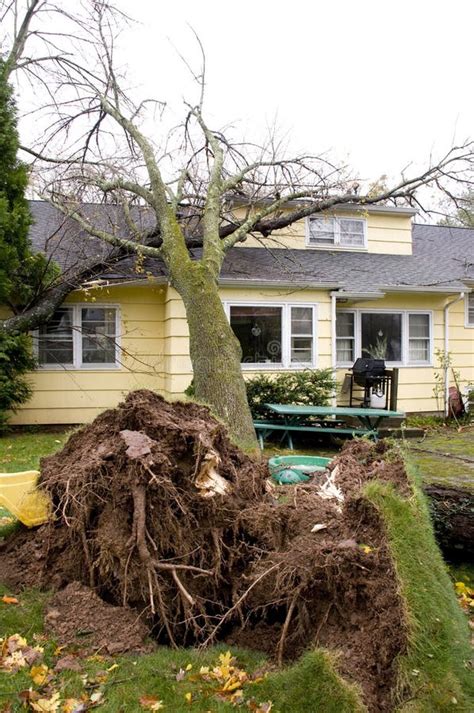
[{"x1": 111, "y1": 0, "x2": 473, "y2": 183}]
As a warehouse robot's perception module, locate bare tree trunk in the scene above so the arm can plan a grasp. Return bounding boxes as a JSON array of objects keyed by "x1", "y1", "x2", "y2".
[{"x1": 174, "y1": 263, "x2": 257, "y2": 450}]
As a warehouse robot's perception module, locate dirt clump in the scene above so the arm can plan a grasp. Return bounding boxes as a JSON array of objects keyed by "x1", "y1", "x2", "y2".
[
  {"x1": 0, "y1": 390, "x2": 412, "y2": 712},
  {"x1": 45, "y1": 582, "x2": 153, "y2": 655}
]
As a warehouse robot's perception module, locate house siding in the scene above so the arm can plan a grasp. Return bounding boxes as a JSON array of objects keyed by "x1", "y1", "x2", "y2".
[
  {"x1": 10, "y1": 284, "x2": 166, "y2": 425},
  {"x1": 236, "y1": 211, "x2": 413, "y2": 255},
  {"x1": 336, "y1": 293, "x2": 474, "y2": 413},
  {"x1": 9, "y1": 284, "x2": 474, "y2": 425}
]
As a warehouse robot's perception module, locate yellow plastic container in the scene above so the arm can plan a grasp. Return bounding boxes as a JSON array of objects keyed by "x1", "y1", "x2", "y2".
[{"x1": 0, "y1": 471, "x2": 51, "y2": 527}]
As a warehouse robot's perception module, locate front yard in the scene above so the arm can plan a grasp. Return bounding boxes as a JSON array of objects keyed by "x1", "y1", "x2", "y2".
[{"x1": 0, "y1": 426, "x2": 473, "y2": 712}]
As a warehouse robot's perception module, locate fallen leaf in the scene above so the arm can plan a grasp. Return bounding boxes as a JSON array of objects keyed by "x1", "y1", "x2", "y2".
[
  {"x1": 310, "y1": 524, "x2": 327, "y2": 533},
  {"x1": 218, "y1": 651, "x2": 233, "y2": 668},
  {"x1": 30, "y1": 692, "x2": 61, "y2": 712},
  {"x1": 139, "y1": 696, "x2": 165, "y2": 711},
  {"x1": 6, "y1": 634, "x2": 27, "y2": 651},
  {"x1": 62, "y1": 700, "x2": 87, "y2": 713},
  {"x1": 54, "y1": 656, "x2": 83, "y2": 673},
  {"x1": 89, "y1": 691, "x2": 104, "y2": 705},
  {"x1": 1, "y1": 595, "x2": 19, "y2": 605},
  {"x1": 185, "y1": 663, "x2": 193, "y2": 671},
  {"x1": 229, "y1": 689, "x2": 244, "y2": 704},
  {"x1": 175, "y1": 668, "x2": 186, "y2": 681},
  {"x1": 184, "y1": 692, "x2": 192, "y2": 704},
  {"x1": 30, "y1": 664, "x2": 49, "y2": 685}
]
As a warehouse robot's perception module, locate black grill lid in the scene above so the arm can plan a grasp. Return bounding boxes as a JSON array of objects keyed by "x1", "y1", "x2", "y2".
[{"x1": 351, "y1": 358, "x2": 386, "y2": 386}]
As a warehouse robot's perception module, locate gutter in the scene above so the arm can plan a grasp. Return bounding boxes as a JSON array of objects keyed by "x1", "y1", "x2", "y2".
[
  {"x1": 377, "y1": 285, "x2": 468, "y2": 294},
  {"x1": 331, "y1": 293, "x2": 337, "y2": 407},
  {"x1": 443, "y1": 292, "x2": 465, "y2": 417},
  {"x1": 218, "y1": 278, "x2": 341, "y2": 290}
]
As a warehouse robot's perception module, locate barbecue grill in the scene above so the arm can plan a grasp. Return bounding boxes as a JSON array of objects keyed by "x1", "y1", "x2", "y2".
[{"x1": 350, "y1": 358, "x2": 387, "y2": 408}]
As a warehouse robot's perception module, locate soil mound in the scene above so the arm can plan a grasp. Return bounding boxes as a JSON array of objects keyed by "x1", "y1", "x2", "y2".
[
  {"x1": 0, "y1": 391, "x2": 411, "y2": 712},
  {"x1": 45, "y1": 582, "x2": 153, "y2": 655}
]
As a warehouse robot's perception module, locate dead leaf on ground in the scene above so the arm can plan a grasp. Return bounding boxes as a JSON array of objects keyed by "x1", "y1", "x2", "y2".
[
  {"x1": 54, "y1": 655, "x2": 83, "y2": 673},
  {"x1": 30, "y1": 663, "x2": 49, "y2": 685},
  {"x1": 139, "y1": 695, "x2": 165, "y2": 710},
  {"x1": 30, "y1": 692, "x2": 61, "y2": 712},
  {"x1": 1, "y1": 595, "x2": 19, "y2": 605}
]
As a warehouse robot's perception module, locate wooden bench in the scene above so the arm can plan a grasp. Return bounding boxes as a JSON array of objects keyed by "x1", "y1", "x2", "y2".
[{"x1": 253, "y1": 420, "x2": 373, "y2": 449}]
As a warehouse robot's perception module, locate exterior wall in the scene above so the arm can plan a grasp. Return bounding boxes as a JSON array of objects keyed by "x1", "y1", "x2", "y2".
[
  {"x1": 336, "y1": 293, "x2": 474, "y2": 413},
  {"x1": 161, "y1": 285, "x2": 333, "y2": 399},
  {"x1": 9, "y1": 283, "x2": 473, "y2": 425},
  {"x1": 234, "y1": 209, "x2": 413, "y2": 255},
  {"x1": 11, "y1": 284, "x2": 166, "y2": 425}
]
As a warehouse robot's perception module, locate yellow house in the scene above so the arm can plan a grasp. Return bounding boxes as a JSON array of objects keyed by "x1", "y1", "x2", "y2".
[{"x1": 9, "y1": 201, "x2": 474, "y2": 425}]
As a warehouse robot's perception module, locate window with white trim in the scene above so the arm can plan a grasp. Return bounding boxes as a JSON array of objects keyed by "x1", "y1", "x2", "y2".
[
  {"x1": 308, "y1": 216, "x2": 366, "y2": 248},
  {"x1": 37, "y1": 305, "x2": 119, "y2": 368},
  {"x1": 227, "y1": 303, "x2": 316, "y2": 368},
  {"x1": 467, "y1": 293, "x2": 474, "y2": 326},
  {"x1": 336, "y1": 312, "x2": 355, "y2": 363},
  {"x1": 336, "y1": 310, "x2": 432, "y2": 366},
  {"x1": 362, "y1": 312, "x2": 402, "y2": 361},
  {"x1": 408, "y1": 313, "x2": 430, "y2": 362}
]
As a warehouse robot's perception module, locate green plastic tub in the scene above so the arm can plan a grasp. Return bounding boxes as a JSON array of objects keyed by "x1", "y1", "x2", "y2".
[{"x1": 268, "y1": 455, "x2": 332, "y2": 484}]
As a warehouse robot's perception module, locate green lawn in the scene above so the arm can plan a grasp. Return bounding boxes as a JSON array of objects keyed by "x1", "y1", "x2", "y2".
[
  {"x1": 407, "y1": 425, "x2": 474, "y2": 490},
  {"x1": 0, "y1": 429, "x2": 71, "y2": 473}
]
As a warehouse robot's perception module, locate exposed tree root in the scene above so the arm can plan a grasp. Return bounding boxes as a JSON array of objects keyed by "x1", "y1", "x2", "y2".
[{"x1": 1, "y1": 391, "x2": 411, "y2": 712}]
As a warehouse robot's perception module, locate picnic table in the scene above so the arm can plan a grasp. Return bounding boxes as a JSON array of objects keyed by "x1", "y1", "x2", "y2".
[{"x1": 253, "y1": 403, "x2": 406, "y2": 449}]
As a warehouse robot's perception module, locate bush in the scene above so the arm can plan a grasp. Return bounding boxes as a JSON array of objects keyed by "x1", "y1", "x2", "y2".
[
  {"x1": 0, "y1": 332, "x2": 36, "y2": 430},
  {"x1": 246, "y1": 369, "x2": 336, "y2": 420}
]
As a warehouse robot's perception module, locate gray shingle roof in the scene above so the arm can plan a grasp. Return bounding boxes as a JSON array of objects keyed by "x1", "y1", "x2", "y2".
[{"x1": 28, "y1": 201, "x2": 474, "y2": 293}]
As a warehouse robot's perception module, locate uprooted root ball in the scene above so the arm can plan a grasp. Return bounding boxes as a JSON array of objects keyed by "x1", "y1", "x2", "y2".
[{"x1": 0, "y1": 391, "x2": 410, "y2": 712}]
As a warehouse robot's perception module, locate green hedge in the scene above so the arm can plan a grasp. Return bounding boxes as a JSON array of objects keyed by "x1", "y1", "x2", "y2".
[{"x1": 246, "y1": 369, "x2": 336, "y2": 420}]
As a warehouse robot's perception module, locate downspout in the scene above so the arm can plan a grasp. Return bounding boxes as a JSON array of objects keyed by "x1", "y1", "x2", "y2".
[
  {"x1": 331, "y1": 292, "x2": 337, "y2": 407},
  {"x1": 443, "y1": 292, "x2": 464, "y2": 416}
]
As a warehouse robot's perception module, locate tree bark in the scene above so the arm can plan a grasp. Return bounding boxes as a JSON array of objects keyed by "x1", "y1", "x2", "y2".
[{"x1": 173, "y1": 262, "x2": 257, "y2": 450}]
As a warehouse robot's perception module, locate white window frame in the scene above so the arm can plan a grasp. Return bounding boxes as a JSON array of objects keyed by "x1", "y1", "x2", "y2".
[
  {"x1": 335, "y1": 311, "x2": 356, "y2": 365},
  {"x1": 336, "y1": 309, "x2": 433, "y2": 368},
  {"x1": 34, "y1": 304, "x2": 121, "y2": 370},
  {"x1": 465, "y1": 292, "x2": 474, "y2": 328},
  {"x1": 305, "y1": 216, "x2": 368, "y2": 250},
  {"x1": 224, "y1": 301, "x2": 318, "y2": 370}
]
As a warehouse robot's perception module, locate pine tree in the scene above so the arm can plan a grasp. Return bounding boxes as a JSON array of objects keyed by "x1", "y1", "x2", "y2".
[{"x1": 0, "y1": 60, "x2": 40, "y2": 427}]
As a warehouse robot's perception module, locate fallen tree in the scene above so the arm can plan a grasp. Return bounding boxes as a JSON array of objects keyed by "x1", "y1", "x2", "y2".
[{"x1": 1, "y1": 391, "x2": 472, "y2": 711}]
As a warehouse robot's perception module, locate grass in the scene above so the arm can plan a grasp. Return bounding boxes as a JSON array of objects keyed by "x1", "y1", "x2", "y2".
[
  {"x1": 1, "y1": 429, "x2": 473, "y2": 711},
  {"x1": 406, "y1": 424, "x2": 474, "y2": 490},
  {"x1": 0, "y1": 580, "x2": 362, "y2": 712},
  {"x1": 365, "y1": 453, "x2": 473, "y2": 712},
  {"x1": 0, "y1": 429, "x2": 71, "y2": 473}
]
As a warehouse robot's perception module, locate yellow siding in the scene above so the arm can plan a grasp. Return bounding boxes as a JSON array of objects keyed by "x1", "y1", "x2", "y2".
[
  {"x1": 162, "y1": 286, "x2": 333, "y2": 398},
  {"x1": 10, "y1": 284, "x2": 473, "y2": 425},
  {"x1": 234, "y1": 208, "x2": 413, "y2": 255},
  {"x1": 11, "y1": 284, "x2": 167, "y2": 425},
  {"x1": 336, "y1": 293, "x2": 474, "y2": 413}
]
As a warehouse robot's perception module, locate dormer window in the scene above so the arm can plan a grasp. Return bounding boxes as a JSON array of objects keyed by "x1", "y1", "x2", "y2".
[{"x1": 307, "y1": 216, "x2": 367, "y2": 249}]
